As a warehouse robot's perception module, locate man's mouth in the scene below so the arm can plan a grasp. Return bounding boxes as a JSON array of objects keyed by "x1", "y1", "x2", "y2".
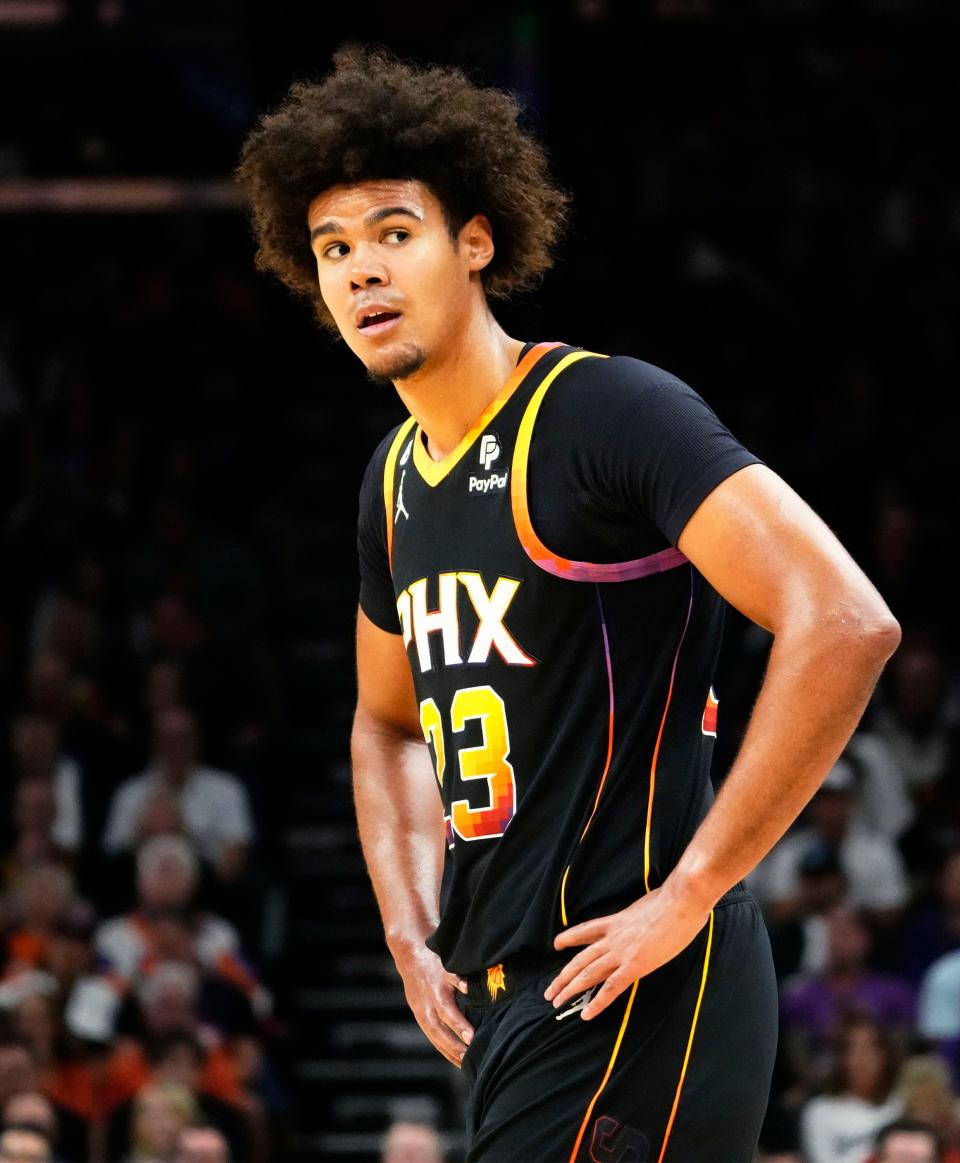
[{"x1": 358, "y1": 310, "x2": 402, "y2": 333}]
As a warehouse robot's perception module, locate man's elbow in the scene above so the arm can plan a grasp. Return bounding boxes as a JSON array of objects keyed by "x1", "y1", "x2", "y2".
[
  {"x1": 828, "y1": 600, "x2": 901, "y2": 666},
  {"x1": 857, "y1": 606, "x2": 902, "y2": 661}
]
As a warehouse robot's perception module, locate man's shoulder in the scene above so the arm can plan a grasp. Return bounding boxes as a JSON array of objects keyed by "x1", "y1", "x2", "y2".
[
  {"x1": 536, "y1": 348, "x2": 712, "y2": 454},
  {"x1": 550, "y1": 348, "x2": 690, "y2": 403}
]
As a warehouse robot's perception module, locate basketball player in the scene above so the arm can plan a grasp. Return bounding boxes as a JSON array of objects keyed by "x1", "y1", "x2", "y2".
[{"x1": 237, "y1": 47, "x2": 901, "y2": 1163}]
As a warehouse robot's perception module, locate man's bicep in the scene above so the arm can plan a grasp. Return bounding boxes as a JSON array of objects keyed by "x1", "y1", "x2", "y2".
[
  {"x1": 355, "y1": 606, "x2": 421, "y2": 738},
  {"x1": 677, "y1": 463, "x2": 889, "y2": 635}
]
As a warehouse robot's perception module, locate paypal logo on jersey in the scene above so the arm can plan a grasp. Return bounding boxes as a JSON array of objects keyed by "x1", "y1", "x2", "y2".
[
  {"x1": 479, "y1": 433, "x2": 501, "y2": 470},
  {"x1": 469, "y1": 471, "x2": 508, "y2": 494},
  {"x1": 469, "y1": 433, "x2": 507, "y2": 493}
]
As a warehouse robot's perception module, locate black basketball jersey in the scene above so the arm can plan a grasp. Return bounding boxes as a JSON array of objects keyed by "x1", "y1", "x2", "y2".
[{"x1": 358, "y1": 342, "x2": 760, "y2": 975}]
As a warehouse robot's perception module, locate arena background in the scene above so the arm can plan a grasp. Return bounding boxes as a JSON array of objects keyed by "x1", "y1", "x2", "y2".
[{"x1": 0, "y1": 2, "x2": 957, "y2": 1161}]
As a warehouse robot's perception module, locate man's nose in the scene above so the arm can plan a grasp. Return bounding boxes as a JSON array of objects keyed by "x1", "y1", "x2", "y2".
[{"x1": 349, "y1": 244, "x2": 389, "y2": 290}]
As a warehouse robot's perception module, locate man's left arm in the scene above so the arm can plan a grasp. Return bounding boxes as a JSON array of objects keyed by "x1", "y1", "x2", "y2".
[{"x1": 546, "y1": 463, "x2": 901, "y2": 1018}]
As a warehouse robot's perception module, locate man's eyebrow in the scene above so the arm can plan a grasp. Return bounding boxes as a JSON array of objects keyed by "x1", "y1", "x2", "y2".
[
  {"x1": 366, "y1": 205, "x2": 424, "y2": 226},
  {"x1": 309, "y1": 220, "x2": 341, "y2": 242},
  {"x1": 309, "y1": 205, "x2": 423, "y2": 243}
]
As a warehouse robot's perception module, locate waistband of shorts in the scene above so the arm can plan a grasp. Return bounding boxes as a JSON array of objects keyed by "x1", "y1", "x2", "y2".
[
  {"x1": 462, "y1": 883, "x2": 752, "y2": 1006},
  {"x1": 463, "y1": 950, "x2": 568, "y2": 1006}
]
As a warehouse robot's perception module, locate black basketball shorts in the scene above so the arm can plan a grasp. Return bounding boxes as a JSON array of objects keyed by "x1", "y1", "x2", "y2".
[{"x1": 456, "y1": 891, "x2": 778, "y2": 1163}]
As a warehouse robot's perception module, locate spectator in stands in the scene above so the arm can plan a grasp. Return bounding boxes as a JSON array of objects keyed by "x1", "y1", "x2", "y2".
[
  {"x1": 917, "y1": 949, "x2": 960, "y2": 1084},
  {"x1": 110, "y1": 959, "x2": 256, "y2": 1095},
  {"x1": 23, "y1": 656, "x2": 73, "y2": 731},
  {"x1": 781, "y1": 905, "x2": 915, "y2": 1087},
  {"x1": 8, "y1": 715, "x2": 82, "y2": 857},
  {"x1": 879, "y1": 638, "x2": 960, "y2": 878},
  {"x1": 0, "y1": 1125, "x2": 51, "y2": 1162},
  {"x1": 0, "y1": 1039, "x2": 40, "y2": 1117},
  {"x1": 895, "y1": 1058, "x2": 960, "y2": 1161},
  {"x1": 801, "y1": 1019, "x2": 903, "y2": 1163},
  {"x1": 0, "y1": 1038, "x2": 85, "y2": 1163},
  {"x1": 872, "y1": 1118, "x2": 945, "y2": 1163},
  {"x1": 105, "y1": 1031, "x2": 251, "y2": 1163},
  {"x1": 875, "y1": 638, "x2": 958, "y2": 796},
  {"x1": 767, "y1": 843, "x2": 848, "y2": 980},
  {"x1": 28, "y1": 552, "x2": 107, "y2": 675},
  {"x1": 3, "y1": 783, "x2": 59, "y2": 890},
  {"x1": 381, "y1": 1121, "x2": 444, "y2": 1163},
  {"x1": 102, "y1": 708, "x2": 253, "y2": 883},
  {"x1": 144, "y1": 661, "x2": 186, "y2": 721},
  {"x1": 126, "y1": 1082, "x2": 196, "y2": 1163},
  {"x1": 95, "y1": 835, "x2": 268, "y2": 1017},
  {"x1": 176, "y1": 1125, "x2": 229, "y2": 1163},
  {"x1": 2, "y1": 865, "x2": 77, "y2": 974},
  {"x1": 1, "y1": 1094, "x2": 56, "y2": 1143},
  {"x1": 844, "y1": 731, "x2": 914, "y2": 841},
  {"x1": 903, "y1": 850, "x2": 960, "y2": 983},
  {"x1": 749, "y1": 760, "x2": 909, "y2": 924}
]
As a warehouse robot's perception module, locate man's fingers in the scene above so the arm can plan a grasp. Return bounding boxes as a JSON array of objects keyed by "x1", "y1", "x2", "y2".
[
  {"x1": 554, "y1": 917, "x2": 608, "y2": 950},
  {"x1": 581, "y1": 973, "x2": 631, "y2": 1021},
  {"x1": 427, "y1": 1023, "x2": 465, "y2": 1068},
  {"x1": 434, "y1": 985, "x2": 473, "y2": 1044},
  {"x1": 549, "y1": 955, "x2": 614, "y2": 1010},
  {"x1": 417, "y1": 1004, "x2": 470, "y2": 1066},
  {"x1": 544, "y1": 944, "x2": 605, "y2": 1002},
  {"x1": 445, "y1": 971, "x2": 469, "y2": 995}
]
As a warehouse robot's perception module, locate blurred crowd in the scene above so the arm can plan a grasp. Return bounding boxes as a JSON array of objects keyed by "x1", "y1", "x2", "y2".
[
  {"x1": 748, "y1": 632, "x2": 960, "y2": 1162},
  {"x1": 0, "y1": 217, "x2": 289, "y2": 1160}
]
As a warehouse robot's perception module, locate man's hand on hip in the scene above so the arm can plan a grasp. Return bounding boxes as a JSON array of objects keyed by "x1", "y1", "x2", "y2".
[
  {"x1": 395, "y1": 941, "x2": 473, "y2": 1067},
  {"x1": 544, "y1": 881, "x2": 711, "y2": 1021}
]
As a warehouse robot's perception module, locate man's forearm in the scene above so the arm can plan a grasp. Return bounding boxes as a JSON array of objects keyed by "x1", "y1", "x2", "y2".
[
  {"x1": 351, "y1": 710, "x2": 444, "y2": 959},
  {"x1": 670, "y1": 612, "x2": 901, "y2": 910}
]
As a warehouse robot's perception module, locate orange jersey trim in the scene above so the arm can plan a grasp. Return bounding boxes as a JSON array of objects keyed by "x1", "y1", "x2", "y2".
[
  {"x1": 411, "y1": 342, "x2": 561, "y2": 487},
  {"x1": 512, "y1": 351, "x2": 688, "y2": 582}
]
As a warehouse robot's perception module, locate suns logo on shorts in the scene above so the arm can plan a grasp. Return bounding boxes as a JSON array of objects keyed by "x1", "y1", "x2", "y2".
[
  {"x1": 486, "y1": 963, "x2": 506, "y2": 1001},
  {"x1": 701, "y1": 687, "x2": 718, "y2": 737}
]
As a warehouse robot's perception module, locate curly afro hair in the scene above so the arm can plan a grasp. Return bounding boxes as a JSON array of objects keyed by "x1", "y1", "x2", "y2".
[{"x1": 235, "y1": 45, "x2": 570, "y2": 328}]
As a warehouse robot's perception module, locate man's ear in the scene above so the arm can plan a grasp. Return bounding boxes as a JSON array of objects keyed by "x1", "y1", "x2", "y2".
[{"x1": 460, "y1": 214, "x2": 495, "y2": 273}]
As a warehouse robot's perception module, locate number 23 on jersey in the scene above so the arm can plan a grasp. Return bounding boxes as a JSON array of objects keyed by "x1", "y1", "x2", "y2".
[{"x1": 419, "y1": 686, "x2": 516, "y2": 845}]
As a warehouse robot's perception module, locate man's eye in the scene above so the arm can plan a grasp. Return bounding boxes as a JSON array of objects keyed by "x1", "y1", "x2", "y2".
[
  {"x1": 383, "y1": 229, "x2": 410, "y2": 244},
  {"x1": 323, "y1": 242, "x2": 349, "y2": 259}
]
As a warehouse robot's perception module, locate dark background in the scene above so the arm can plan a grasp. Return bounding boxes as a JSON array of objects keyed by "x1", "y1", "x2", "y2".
[{"x1": 0, "y1": 1, "x2": 958, "y2": 1160}]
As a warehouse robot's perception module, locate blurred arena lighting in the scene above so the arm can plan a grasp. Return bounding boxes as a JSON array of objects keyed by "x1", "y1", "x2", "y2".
[
  {"x1": 0, "y1": 0, "x2": 122, "y2": 27},
  {"x1": 0, "y1": 177, "x2": 243, "y2": 212}
]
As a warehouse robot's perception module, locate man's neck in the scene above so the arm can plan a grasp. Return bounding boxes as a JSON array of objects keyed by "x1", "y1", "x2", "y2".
[{"x1": 393, "y1": 309, "x2": 524, "y2": 460}]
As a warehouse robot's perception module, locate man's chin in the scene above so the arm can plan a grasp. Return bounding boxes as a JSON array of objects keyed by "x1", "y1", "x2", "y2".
[{"x1": 363, "y1": 343, "x2": 427, "y2": 386}]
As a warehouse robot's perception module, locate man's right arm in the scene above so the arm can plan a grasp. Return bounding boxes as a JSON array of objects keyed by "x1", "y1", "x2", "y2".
[{"x1": 351, "y1": 607, "x2": 473, "y2": 1067}]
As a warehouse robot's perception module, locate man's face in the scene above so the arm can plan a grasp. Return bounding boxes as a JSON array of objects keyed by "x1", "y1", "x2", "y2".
[
  {"x1": 877, "y1": 1130, "x2": 938, "y2": 1163},
  {"x1": 177, "y1": 1127, "x2": 229, "y2": 1163},
  {"x1": 153, "y1": 710, "x2": 198, "y2": 776},
  {"x1": 307, "y1": 179, "x2": 490, "y2": 382},
  {"x1": 0, "y1": 1129, "x2": 51, "y2": 1163}
]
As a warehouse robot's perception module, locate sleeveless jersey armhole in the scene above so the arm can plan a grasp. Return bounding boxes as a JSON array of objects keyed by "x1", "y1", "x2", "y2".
[
  {"x1": 383, "y1": 416, "x2": 417, "y2": 572},
  {"x1": 510, "y1": 352, "x2": 690, "y2": 582}
]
